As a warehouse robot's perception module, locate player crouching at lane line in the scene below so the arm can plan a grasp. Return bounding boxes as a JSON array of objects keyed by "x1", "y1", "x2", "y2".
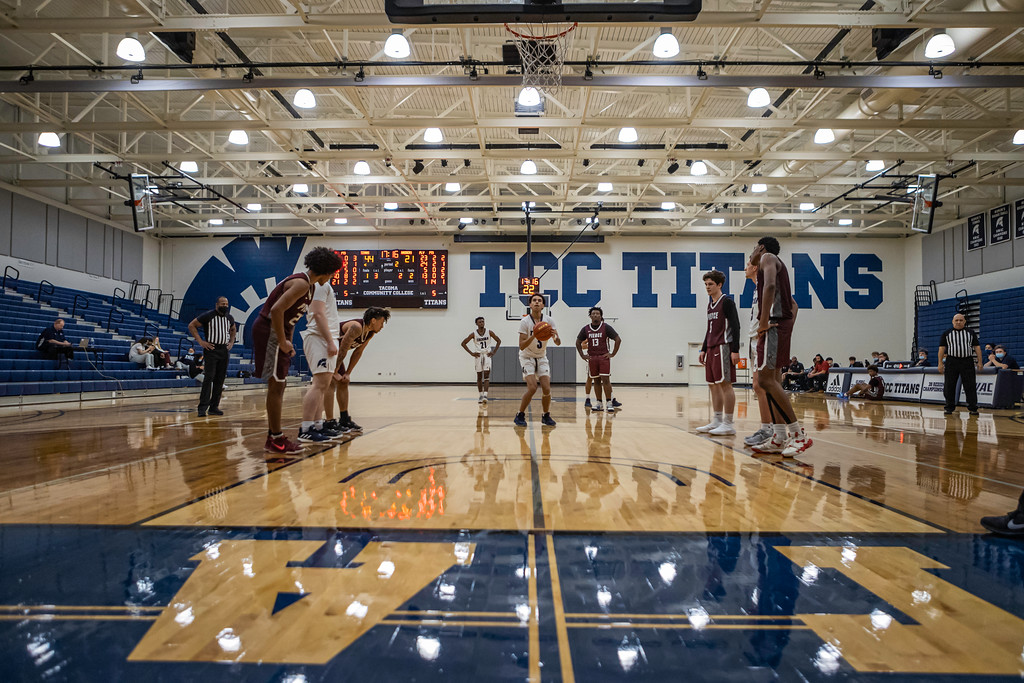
[
  {"x1": 254, "y1": 247, "x2": 342, "y2": 455},
  {"x1": 331, "y1": 307, "x2": 390, "y2": 433},
  {"x1": 514, "y1": 293, "x2": 560, "y2": 427}
]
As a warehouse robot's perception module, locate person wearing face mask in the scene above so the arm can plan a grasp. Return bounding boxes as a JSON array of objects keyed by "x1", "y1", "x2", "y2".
[
  {"x1": 989, "y1": 345, "x2": 1019, "y2": 370},
  {"x1": 913, "y1": 349, "x2": 931, "y2": 368},
  {"x1": 189, "y1": 296, "x2": 237, "y2": 418}
]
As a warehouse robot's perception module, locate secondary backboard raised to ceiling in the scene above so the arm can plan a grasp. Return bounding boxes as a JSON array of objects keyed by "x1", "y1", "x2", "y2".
[
  {"x1": 385, "y1": 0, "x2": 702, "y2": 24},
  {"x1": 911, "y1": 174, "x2": 939, "y2": 234}
]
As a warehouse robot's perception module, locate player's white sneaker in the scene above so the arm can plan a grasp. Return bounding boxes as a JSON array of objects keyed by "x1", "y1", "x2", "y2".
[
  {"x1": 482, "y1": 393, "x2": 488, "y2": 402},
  {"x1": 478, "y1": 394, "x2": 485, "y2": 403},
  {"x1": 781, "y1": 433, "x2": 813, "y2": 457},
  {"x1": 709, "y1": 423, "x2": 736, "y2": 435},
  {"x1": 750, "y1": 435, "x2": 786, "y2": 454},
  {"x1": 695, "y1": 421, "x2": 721, "y2": 433},
  {"x1": 594, "y1": 401, "x2": 604, "y2": 411}
]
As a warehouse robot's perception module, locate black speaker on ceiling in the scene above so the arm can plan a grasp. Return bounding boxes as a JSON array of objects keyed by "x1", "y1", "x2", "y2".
[
  {"x1": 154, "y1": 31, "x2": 196, "y2": 64},
  {"x1": 871, "y1": 28, "x2": 915, "y2": 61}
]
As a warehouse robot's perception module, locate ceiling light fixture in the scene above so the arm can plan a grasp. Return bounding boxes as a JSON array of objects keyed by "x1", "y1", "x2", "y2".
[
  {"x1": 246, "y1": 203, "x2": 262, "y2": 211},
  {"x1": 597, "y1": 182, "x2": 613, "y2": 192},
  {"x1": 384, "y1": 30, "x2": 411, "y2": 59},
  {"x1": 813, "y1": 128, "x2": 836, "y2": 144},
  {"x1": 924, "y1": 30, "x2": 956, "y2": 59},
  {"x1": 800, "y1": 202, "x2": 815, "y2": 211},
  {"x1": 521, "y1": 159, "x2": 537, "y2": 175},
  {"x1": 179, "y1": 160, "x2": 199, "y2": 173},
  {"x1": 353, "y1": 160, "x2": 370, "y2": 175},
  {"x1": 517, "y1": 87, "x2": 541, "y2": 107},
  {"x1": 444, "y1": 182, "x2": 461, "y2": 192},
  {"x1": 459, "y1": 216, "x2": 473, "y2": 224},
  {"x1": 661, "y1": 201, "x2": 675, "y2": 210},
  {"x1": 865, "y1": 159, "x2": 885, "y2": 172},
  {"x1": 838, "y1": 218, "x2": 853, "y2": 226},
  {"x1": 292, "y1": 183, "x2": 309, "y2": 194},
  {"x1": 423, "y1": 127, "x2": 443, "y2": 143},
  {"x1": 209, "y1": 218, "x2": 223, "y2": 226},
  {"x1": 652, "y1": 28, "x2": 680, "y2": 59},
  {"x1": 690, "y1": 160, "x2": 708, "y2": 176},
  {"x1": 228, "y1": 130, "x2": 249, "y2": 145},
  {"x1": 751, "y1": 182, "x2": 768, "y2": 193},
  {"x1": 1013, "y1": 129, "x2": 1024, "y2": 145},
  {"x1": 330, "y1": 218, "x2": 347, "y2": 225},
  {"x1": 37, "y1": 132, "x2": 61, "y2": 148},
  {"x1": 711, "y1": 217, "x2": 725, "y2": 225},
  {"x1": 116, "y1": 33, "x2": 146, "y2": 62},
  {"x1": 292, "y1": 88, "x2": 316, "y2": 109},
  {"x1": 747, "y1": 87, "x2": 771, "y2": 108},
  {"x1": 384, "y1": 202, "x2": 398, "y2": 210},
  {"x1": 618, "y1": 127, "x2": 638, "y2": 143}
]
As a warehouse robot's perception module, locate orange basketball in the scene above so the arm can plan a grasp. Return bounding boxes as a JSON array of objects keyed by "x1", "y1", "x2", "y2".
[{"x1": 533, "y1": 321, "x2": 554, "y2": 341}]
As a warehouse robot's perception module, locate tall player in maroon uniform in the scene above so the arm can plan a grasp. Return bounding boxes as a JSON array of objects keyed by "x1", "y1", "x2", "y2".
[
  {"x1": 575, "y1": 307, "x2": 622, "y2": 412},
  {"x1": 696, "y1": 270, "x2": 741, "y2": 435},
  {"x1": 749, "y1": 236, "x2": 812, "y2": 456},
  {"x1": 331, "y1": 307, "x2": 390, "y2": 433},
  {"x1": 253, "y1": 247, "x2": 343, "y2": 454}
]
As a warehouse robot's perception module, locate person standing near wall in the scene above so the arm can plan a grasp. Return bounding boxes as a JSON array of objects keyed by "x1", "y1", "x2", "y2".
[
  {"x1": 937, "y1": 313, "x2": 983, "y2": 415},
  {"x1": 189, "y1": 296, "x2": 236, "y2": 417},
  {"x1": 461, "y1": 316, "x2": 502, "y2": 403}
]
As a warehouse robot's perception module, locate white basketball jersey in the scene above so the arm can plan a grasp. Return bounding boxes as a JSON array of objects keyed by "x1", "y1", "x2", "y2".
[{"x1": 474, "y1": 328, "x2": 492, "y2": 352}]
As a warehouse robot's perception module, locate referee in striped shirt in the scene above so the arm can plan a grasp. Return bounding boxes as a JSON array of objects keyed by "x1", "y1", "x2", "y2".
[
  {"x1": 188, "y1": 296, "x2": 237, "y2": 417},
  {"x1": 937, "y1": 313, "x2": 983, "y2": 415}
]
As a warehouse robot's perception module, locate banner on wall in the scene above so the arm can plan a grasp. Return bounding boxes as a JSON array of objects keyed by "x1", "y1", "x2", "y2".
[
  {"x1": 825, "y1": 372, "x2": 846, "y2": 395},
  {"x1": 973, "y1": 377, "x2": 997, "y2": 407},
  {"x1": 1015, "y1": 198, "x2": 1024, "y2": 240},
  {"x1": 967, "y1": 213, "x2": 986, "y2": 250},
  {"x1": 989, "y1": 204, "x2": 1010, "y2": 245}
]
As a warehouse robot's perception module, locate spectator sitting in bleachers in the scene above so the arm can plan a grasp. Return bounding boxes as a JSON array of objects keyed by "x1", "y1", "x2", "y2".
[
  {"x1": 36, "y1": 318, "x2": 75, "y2": 369},
  {"x1": 913, "y1": 349, "x2": 931, "y2": 367},
  {"x1": 805, "y1": 354, "x2": 830, "y2": 392},
  {"x1": 151, "y1": 335, "x2": 172, "y2": 369},
  {"x1": 177, "y1": 346, "x2": 205, "y2": 383},
  {"x1": 782, "y1": 356, "x2": 806, "y2": 391},
  {"x1": 989, "y1": 345, "x2": 1019, "y2": 370},
  {"x1": 130, "y1": 337, "x2": 157, "y2": 370},
  {"x1": 982, "y1": 343, "x2": 995, "y2": 366},
  {"x1": 848, "y1": 356, "x2": 864, "y2": 367}
]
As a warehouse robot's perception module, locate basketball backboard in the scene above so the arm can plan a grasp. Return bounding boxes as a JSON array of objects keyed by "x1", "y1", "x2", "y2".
[
  {"x1": 911, "y1": 173, "x2": 939, "y2": 234},
  {"x1": 130, "y1": 173, "x2": 156, "y2": 233},
  {"x1": 385, "y1": 0, "x2": 702, "y2": 24}
]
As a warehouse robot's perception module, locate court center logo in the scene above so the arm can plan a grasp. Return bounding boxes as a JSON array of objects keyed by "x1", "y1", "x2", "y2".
[{"x1": 129, "y1": 539, "x2": 474, "y2": 664}]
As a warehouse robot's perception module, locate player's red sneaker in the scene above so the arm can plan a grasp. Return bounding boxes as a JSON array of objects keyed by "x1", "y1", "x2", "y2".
[
  {"x1": 782, "y1": 433, "x2": 813, "y2": 457},
  {"x1": 265, "y1": 434, "x2": 305, "y2": 454}
]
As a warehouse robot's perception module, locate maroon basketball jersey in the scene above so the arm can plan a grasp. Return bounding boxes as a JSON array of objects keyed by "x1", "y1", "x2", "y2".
[
  {"x1": 257, "y1": 272, "x2": 312, "y2": 333},
  {"x1": 341, "y1": 318, "x2": 375, "y2": 350},
  {"x1": 577, "y1": 322, "x2": 618, "y2": 357},
  {"x1": 705, "y1": 295, "x2": 738, "y2": 347},
  {"x1": 756, "y1": 256, "x2": 795, "y2": 320}
]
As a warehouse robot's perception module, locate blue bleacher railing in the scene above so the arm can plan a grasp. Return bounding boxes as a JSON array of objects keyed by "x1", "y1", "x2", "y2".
[
  {"x1": 128, "y1": 279, "x2": 139, "y2": 302},
  {"x1": 112, "y1": 286, "x2": 127, "y2": 310},
  {"x1": 2, "y1": 265, "x2": 19, "y2": 290},
  {"x1": 71, "y1": 293, "x2": 89, "y2": 318},
  {"x1": 158, "y1": 292, "x2": 172, "y2": 318},
  {"x1": 169, "y1": 297, "x2": 183, "y2": 326},
  {"x1": 147, "y1": 288, "x2": 161, "y2": 311},
  {"x1": 106, "y1": 309, "x2": 123, "y2": 333},
  {"x1": 142, "y1": 322, "x2": 156, "y2": 340},
  {"x1": 36, "y1": 279, "x2": 53, "y2": 302}
]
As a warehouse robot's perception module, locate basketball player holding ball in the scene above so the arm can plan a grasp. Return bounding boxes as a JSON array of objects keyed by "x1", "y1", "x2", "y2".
[{"x1": 514, "y1": 293, "x2": 560, "y2": 427}]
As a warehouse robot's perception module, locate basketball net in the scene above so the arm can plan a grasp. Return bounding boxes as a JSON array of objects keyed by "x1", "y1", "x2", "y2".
[{"x1": 505, "y1": 21, "x2": 577, "y2": 101}]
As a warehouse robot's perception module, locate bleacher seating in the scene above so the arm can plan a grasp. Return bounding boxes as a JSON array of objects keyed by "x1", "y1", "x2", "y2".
[
  {"x1": 916, "y1": 285, "x2": 1024, "y2": 359},
  {"x1": 0, "y1": 277, "x2": 260, "y2": 399}
]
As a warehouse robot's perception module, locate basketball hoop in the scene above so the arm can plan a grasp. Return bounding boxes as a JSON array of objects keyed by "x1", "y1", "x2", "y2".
[{"x1": 505, "y1": 21, "x2": 577, "y2": 101}]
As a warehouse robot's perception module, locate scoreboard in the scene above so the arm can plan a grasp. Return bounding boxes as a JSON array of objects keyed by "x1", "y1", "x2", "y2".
[{"x1": 331, "y1": 249, "x2": 447, "y2": 308}]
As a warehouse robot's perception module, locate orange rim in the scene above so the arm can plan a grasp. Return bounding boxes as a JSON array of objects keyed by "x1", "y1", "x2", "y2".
[{"x1": 503, "y1": 22, "x2": 578, "y2": 41}]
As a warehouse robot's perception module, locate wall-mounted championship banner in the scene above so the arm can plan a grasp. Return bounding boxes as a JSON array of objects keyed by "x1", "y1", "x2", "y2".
[
  {"x1": 967, "y1": 213, "x2": 986, "y2": 250},
  {"x1": 1015, "y1": 198, "x2": 1024, "y2": 240},
  {"x1": 990, "y1": 204, "x2": 1010, "y2": 244}
]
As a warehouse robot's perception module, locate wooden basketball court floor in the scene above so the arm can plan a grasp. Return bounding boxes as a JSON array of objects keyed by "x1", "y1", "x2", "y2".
[{"x1": 2, "y1": 384, "x2": 1024, "y2": 681}]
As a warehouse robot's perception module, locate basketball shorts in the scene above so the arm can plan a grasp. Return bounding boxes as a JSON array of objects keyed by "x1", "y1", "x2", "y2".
[
  {"x1": 588, "y1": 353, "x2": 611, "y2": 378},
  {"x1": 252, "y1": 318, "x2": 293, "y2": 382},
  {"x1": 475, "y1": 353, "x2": 492, "y2": 373},
  {"x1": 705, "y1": 344, "x2": 736, "y2": 384},
  {"x1": 865, "y1": 387, "x2": 883, "y2": 400},
  {"x1": 748, "y1": 337, "x2": 758, "y2": 373},
  {"x1": 756, "y1": 318, "x2": 794, "y2": 371},
  {"x1": 301, "y1": 330, "x2": 338, "y2": 375},
  {"x1": 520, "y1": 354, "x2": 550, "y2": 378}
]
